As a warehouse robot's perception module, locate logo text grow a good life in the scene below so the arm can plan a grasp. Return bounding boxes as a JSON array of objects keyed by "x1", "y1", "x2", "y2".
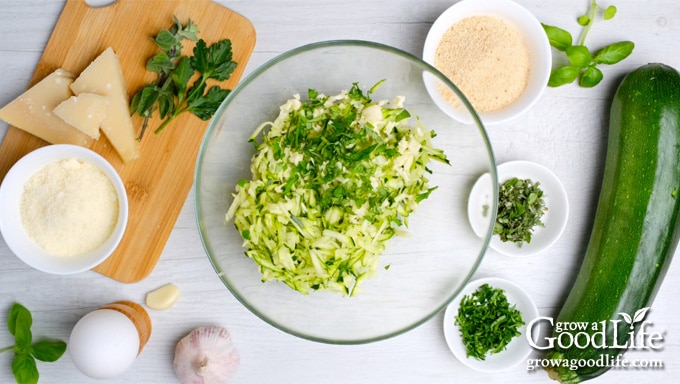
[
  {"x1": 525, "y1": 307, "x2": 666, "y2": 371},
  {"x1": 527, "y1": 307, "x2": 665, "y2": 350}
]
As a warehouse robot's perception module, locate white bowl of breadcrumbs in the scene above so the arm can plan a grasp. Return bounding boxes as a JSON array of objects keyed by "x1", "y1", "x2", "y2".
[{"x1": 423, "y1": 0, "x2": 551, "y2": 126}]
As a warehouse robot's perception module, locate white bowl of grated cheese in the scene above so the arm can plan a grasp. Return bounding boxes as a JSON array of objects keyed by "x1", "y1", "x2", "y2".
[
  {"x1": 423, "y1": 0, "x2": 551, "y2": 126},
  {"x1": 0, "y1": 144, "x2": 128, "y2": 274}
]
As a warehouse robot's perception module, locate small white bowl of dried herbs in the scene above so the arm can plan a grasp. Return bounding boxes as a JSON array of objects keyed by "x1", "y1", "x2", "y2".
[
  {"x1": 443, "y1": 277, "x2": 539, "y2": 372},
  {"x1": 467, "y1": 160, "x2": 569, "y2": 256}
]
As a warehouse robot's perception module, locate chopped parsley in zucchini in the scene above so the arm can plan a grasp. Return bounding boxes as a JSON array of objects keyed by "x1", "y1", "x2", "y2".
[{"x1": 226, "y1": 82, "x2": 449, "y2": 296}]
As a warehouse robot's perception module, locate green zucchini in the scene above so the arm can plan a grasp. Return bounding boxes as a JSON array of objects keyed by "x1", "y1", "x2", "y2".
[{"x1": 544, "y1": 63, "x2": 680, "y2": 382}]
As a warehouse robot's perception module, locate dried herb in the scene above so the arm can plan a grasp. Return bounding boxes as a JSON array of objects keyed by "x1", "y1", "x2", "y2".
[
  {"x1": 494, "y1": 177, "x2": 546, "y2": 245},
  {"x1": 455, "y1": 284, "x2": 524, "y2": 360}
]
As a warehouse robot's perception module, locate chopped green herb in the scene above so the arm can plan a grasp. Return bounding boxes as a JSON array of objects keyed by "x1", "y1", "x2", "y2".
[
  {"x1": 542, "y1": 0, "x2": 634, "y2": 88},
  {"x1": 455, "y1": 284, "x2": 524, "y2": 360},
  {"x1": 481, "y1": 204, "x2": 489, "y2": 218},
  {"x1": 225, "y1": 82, "x2": 449, "y2": 296},
  {"x1": 494, "y1": 177, "x2": 546, "y2": 245}
]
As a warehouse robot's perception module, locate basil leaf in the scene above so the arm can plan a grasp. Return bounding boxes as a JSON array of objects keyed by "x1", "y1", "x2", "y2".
[
  {"x1": 548, "y1": 65, "x2": 581, "y2": 87},
  {"x1": 565, "y1": 45, "x2": 592, "y2": 67},
  {"x1": 580, "y1": 66, "x2": 604, "y2": 88},
  {"x1": 31, "y1": 340, "x2": 67, "y2": 362},
  {"x1": 603, "y1": 5, "x2": 617, "y2": 20},
  {"x1": 8, "y1": 303, "x2": 24, "y2": 336},
  {"x1": 9, "y1": 303, "x2": 32, "y2": 347},
  {"x1": 577, "y1": 15, "x2": 590, "y2": 26},
  {"x1": 12, "y1": 354, "x2": 38, "y2": 384},
  {"x1": 593, "y1": 41, "x2": 635, "y2": 65},
  {"x1": 541, "y1": 23, "x2": 573, "y2": 51}
]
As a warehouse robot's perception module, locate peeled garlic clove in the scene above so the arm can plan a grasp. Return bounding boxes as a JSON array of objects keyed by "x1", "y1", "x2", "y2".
[
  {"x1": 145, "y1": 283, "x2": 181, "y2": 310},
  {"x1": 173, "y1": 326, "x2": 240, "y2": 384}
]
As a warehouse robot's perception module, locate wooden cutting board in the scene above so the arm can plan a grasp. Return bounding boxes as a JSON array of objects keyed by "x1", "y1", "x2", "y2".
[{"x1": 0, "y1": 0, "x2": 256, "y2": 282}]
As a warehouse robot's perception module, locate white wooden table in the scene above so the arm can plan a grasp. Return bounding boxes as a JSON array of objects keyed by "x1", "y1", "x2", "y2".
[{"x1": 1, "y1": 1, "x2": 679, "y2": 383}]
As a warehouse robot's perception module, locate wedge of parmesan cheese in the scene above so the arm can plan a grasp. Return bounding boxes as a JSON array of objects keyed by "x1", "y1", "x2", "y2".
[
  {"x1": 70, "y1": 47, "x2": 140, "y2": 163},
  {"x1": 0, "y1": 69, "x2": 93, "y2": 146},
  {"x1": 53, "y1": 93, "x2": 109, "y2": 140}
]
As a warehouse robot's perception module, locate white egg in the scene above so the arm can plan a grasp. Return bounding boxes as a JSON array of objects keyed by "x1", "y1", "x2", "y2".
[{"x1": 68, "y1": 309, "x2": 140, "y2": 379}]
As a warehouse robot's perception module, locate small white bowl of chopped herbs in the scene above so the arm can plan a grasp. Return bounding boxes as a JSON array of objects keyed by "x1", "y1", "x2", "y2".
[
  {"x1": 467, "y1": 160, "x2": 569, "y2": 256},
  {"x1": 443, "y1": 277, "x2": 539, "y2": 372}
]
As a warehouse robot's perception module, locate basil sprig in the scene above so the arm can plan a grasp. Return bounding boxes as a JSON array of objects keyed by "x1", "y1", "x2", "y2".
[
  {"x1": 1, "y1": 303, "x2": 66, "y2": 384},
  {"x1": 543, "y1": 0, "x2": 634, "y2": 88}
]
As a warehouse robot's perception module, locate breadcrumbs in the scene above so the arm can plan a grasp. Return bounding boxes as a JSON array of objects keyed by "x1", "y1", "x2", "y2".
[{"x1": 435, "y1": 15, "x2": 530, "y2": 112}]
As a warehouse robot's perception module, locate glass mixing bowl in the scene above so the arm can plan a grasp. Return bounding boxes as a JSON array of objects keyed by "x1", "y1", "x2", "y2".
[{"x1": 194, "y1": 40, "x2": 497, "y2": 344}]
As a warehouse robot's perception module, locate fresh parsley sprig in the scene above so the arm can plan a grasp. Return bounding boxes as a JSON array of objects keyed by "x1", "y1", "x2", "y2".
[
  {"x1": 131, "y1": 16, "x2": 237, "y2": 139},
  {"x1": 543, "y1": 0, "x2": 634, "y2": 88},
  {"x1": 1, "y1": 303, "x2": 66, "y2": 384}
]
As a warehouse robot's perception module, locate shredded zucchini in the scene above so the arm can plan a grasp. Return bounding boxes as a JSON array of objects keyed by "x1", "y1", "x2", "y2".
[{"x1": 225, "y1": 82, "x2": 449, "y2": 296}]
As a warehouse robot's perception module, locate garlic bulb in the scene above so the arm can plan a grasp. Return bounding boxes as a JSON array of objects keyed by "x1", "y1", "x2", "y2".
[{"x1": 173, "y1": 326, "x2": 240, "y2": 384}]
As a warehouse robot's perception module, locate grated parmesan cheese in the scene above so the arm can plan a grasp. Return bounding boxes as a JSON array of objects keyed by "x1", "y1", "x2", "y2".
[{"x1": 20, "y1": 158, "x2": 119, "y2": 257}]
